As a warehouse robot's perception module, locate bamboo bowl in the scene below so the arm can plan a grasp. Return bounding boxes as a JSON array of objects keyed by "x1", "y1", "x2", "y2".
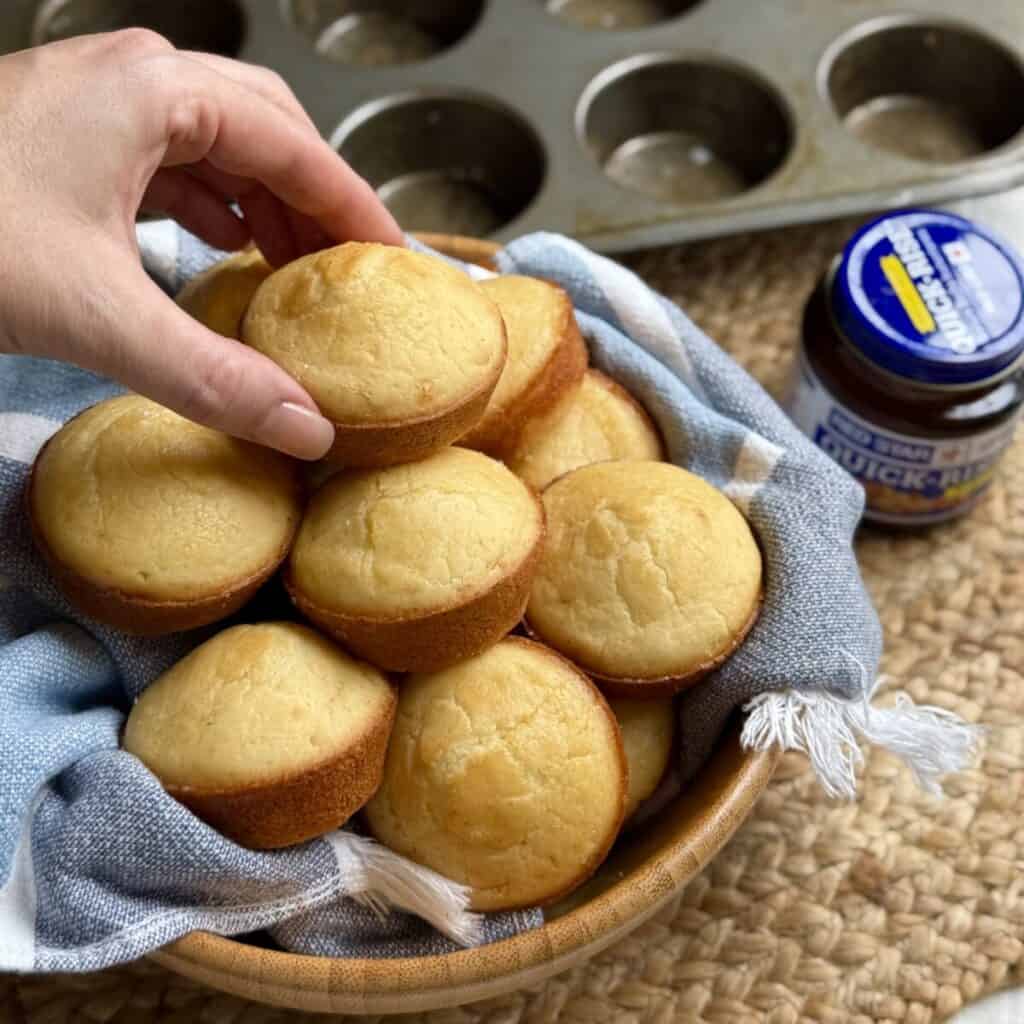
[{"x1": 151, "y1": 235, "x2": 779, "y2": 1015}]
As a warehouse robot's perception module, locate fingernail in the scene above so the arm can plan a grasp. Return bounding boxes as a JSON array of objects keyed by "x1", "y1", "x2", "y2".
[{"x1": 263, "y1": 402, "x2": 335, "y2": 460}]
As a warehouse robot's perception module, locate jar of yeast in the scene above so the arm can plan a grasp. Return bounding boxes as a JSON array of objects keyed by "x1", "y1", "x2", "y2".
[{"x1": 786, "y1": 209, "x2": 1024, "y2": 526}]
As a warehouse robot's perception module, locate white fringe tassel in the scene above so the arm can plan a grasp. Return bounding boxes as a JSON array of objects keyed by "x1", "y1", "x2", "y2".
[
  {"x1": 328, "y1": 832, "x2": 484, "y2": 947},
  {"x1": 741, "y1": 660, "x2": 984, "y2": 799}
]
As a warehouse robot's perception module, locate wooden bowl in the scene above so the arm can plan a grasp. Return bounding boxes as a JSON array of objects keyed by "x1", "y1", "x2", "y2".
[{"x1": 150, "y1": 235, "x2": 779, "y2": 1015}]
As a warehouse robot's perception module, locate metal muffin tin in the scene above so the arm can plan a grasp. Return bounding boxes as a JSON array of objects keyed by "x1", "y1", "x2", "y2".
[{"x1": 6, "y1": 0, "x2": 1024, "y2": 252}]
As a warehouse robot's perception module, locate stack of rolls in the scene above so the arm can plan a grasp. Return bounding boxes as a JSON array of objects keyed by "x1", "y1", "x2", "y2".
[{"x1": 28, "y1": 239, "x2": 763, "y2": 912}]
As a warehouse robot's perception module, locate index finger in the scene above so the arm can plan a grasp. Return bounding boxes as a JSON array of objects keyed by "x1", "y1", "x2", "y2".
[{"x1": 152, "y1": 54, "x2": 403, "y2": 247}]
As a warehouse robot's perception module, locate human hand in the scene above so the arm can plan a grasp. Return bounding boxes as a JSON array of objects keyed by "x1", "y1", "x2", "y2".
[{"x1": 0, "y1": 31, "x2": 404, "y2": 459}]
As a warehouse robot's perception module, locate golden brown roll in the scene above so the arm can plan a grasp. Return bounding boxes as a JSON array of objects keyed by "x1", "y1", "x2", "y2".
[
  {"x1": 609, "y1": 698, "x2": 675, "y2": 819},
  {"x1": 123, "y1": 622, "x2": 396, "y2": 849},
  {"x1": 507, "y1": 369, "x2": 665, "y2": 489},
  {"x1": 29, "y1": 395, "x2": 303, "y2": 635},
  {"x1": 243, "y1": 243, "x2": 507, "y2": 466},
  {"x1": 175, "y1": 247, "x2": 272, "y2": 338},
  {"x1": 286, "y1": 447, "x2": 544, "y2": 672},
  {"x1": 526, "y1": 461, "x2": 762, "y2": 696},
  {"x1": 460, "y1": 274, "x2": 587, "y2": 456},
  {"x1": 364, "y1": 637, "x2": 627, "y2": 911}
]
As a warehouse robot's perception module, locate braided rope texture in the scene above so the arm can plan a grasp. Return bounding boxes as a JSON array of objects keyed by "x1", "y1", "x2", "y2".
[{"x1": 2, "y1": 221, "x2": 1022, "y2": 1023}]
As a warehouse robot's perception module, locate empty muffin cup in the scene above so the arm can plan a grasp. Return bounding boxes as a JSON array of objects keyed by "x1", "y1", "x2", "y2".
[
  {"x1": 333, "y1": 91, "x2": 546, "y2": 236},
  {"x1": 544, "y1": 0, "x2": 700, "y2": 31},
  {"x1": 578, "y1": 55, "x2": 792, "y2": 203},
  {"x1": 824, "y1": 18, "x2": 1024, "y2": 163},
  {"x1": 32, "y1": 0, "x2": 246, "y2": 55},
  {"x1": 284, "y1": 0, "x2": 483, "y2": 66}
]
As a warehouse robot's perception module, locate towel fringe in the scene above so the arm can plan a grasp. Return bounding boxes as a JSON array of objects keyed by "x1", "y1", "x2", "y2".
[
  {"x1": 332, "y1": 833, "x2": 484, "y2": 947},
  {"x1": 741, "y1": 671, "x2": 984, "y2": 799}
]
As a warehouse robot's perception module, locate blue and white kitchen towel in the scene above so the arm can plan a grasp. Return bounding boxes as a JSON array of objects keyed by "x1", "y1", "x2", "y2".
[{"x1": 0, "y1": 224, "x2": 980, "y2": 972}]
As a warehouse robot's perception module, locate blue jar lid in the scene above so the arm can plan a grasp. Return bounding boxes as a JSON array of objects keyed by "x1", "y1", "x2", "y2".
[{"x1": 831, "y1": 209, "x2": 1024, "y2": 385}]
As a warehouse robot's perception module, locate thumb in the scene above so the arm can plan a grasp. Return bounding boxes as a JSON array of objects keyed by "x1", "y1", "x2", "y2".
[{"x1": 89, "y1": 269, "x2": 335, "y2": 460}]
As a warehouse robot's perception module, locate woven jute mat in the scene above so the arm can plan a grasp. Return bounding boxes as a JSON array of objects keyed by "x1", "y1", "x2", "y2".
[{"x1": 3, "y1": 220, "x2": 1022, "y2": 1024}]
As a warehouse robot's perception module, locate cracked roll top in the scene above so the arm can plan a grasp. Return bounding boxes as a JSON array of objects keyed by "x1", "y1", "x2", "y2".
[
  {"x1": 123, "y1": 622, "x2": 396, "y2": 849},
  {"x1": 286, "y1": 446, "x2": 545, "y2": 673},
  {"x1": 242, "y1": 242, "x2": 508, "y2": 467},
  {"x1": 526, "y1": 461, "x2": 762, "y2": 696},
  {"x1": 363, "y1": 637, "x2": 627, "y2": 911},
  {"x1": 28, "y1": 395, "x2": 303, "y2": 635},
  {"x1": 506, "y1": 368, "x2": 666, "y2": 490}
]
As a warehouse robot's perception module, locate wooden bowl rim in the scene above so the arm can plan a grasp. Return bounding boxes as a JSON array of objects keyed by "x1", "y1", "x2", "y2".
[
  {"x1": 154, "y1": 729, "x2": 776, "y2": 1013},
  {"x1": 151, "y1": 234, "x2": 780, "y2": 1015}
]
